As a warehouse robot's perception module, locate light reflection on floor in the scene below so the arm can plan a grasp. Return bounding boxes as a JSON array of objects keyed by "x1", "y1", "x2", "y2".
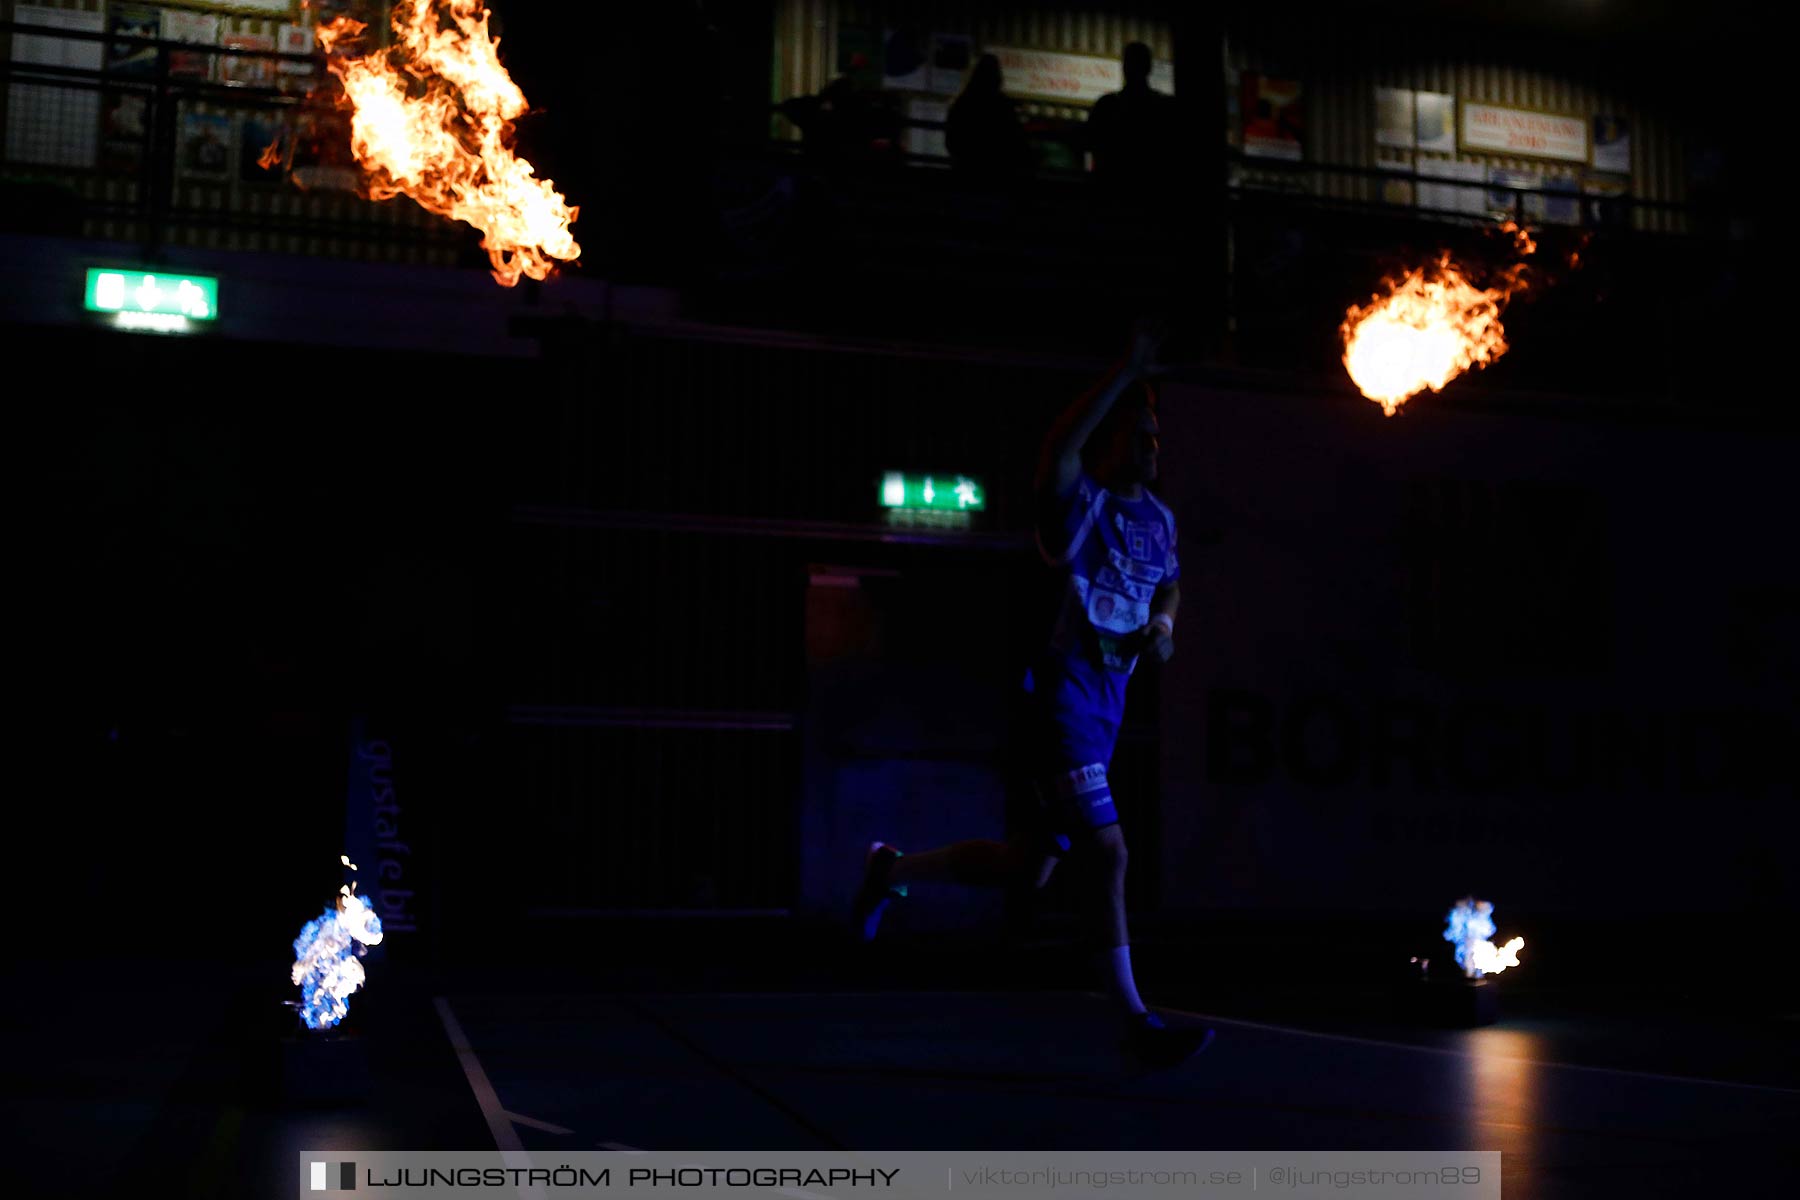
[{"x1": 1461, "y1": 1027, "x2": 1546, "y2": 1179}]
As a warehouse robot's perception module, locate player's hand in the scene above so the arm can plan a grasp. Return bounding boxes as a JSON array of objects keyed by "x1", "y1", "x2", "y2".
[
  {"x1": 1141, "y1": 626, "x2": 1174, "y2": 663},
  {"x1": 1124, "y1": 317, "x2": 1167, "y2": 380}
]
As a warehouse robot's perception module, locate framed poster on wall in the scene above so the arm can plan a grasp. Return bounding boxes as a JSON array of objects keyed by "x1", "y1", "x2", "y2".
[
  {"x1": 1593, "y1": 116, "x2": 1631, "y2": 174},
  {"x1": 220, "y1": 33, "x2": 276, "y2": 88},
  {"x1": 1374, "y1": 87, "x2": 1413, "y2": 148},
  {"x1": 1242, "y1": 72, "x2": 1302, "y2": 161},
  {"x1": 162, "y1": 9, "x2": 219, "y2": 82},
  {"x1": 180, "y1": 110, "x2": 232, "y2": 177},
  {"x1": 1416, "y1": 92, "x2": 1455, "y2": 153},
  {"x1": 1417, "y1": 158, "x2": 1486, "y2": 215},
  {"x1": 105, "y1": 4, "x2": 161, "y2": 77}
]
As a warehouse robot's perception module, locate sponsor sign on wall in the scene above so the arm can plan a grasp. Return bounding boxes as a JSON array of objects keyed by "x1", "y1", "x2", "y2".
[
  {"x1": 986, "y1": 45, "x2": 1175, "y2": 104},
  {"x1": 1460, "y1": 102, "x2": 1588, "y2": 162}
]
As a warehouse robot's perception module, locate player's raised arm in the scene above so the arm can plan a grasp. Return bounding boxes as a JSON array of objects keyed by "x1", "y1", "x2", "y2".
[{"x1": 1036, "y1": 321, "x2": 1164, "y2": 499}]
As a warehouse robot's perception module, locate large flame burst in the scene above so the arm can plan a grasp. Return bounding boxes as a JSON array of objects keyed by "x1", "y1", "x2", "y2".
[
  {"x1": 317, "y1": 1, "x2": 580, "y2": 286},
  {"x1": 1340, "y1": 225, "x2": 1535, "y2": 416}
]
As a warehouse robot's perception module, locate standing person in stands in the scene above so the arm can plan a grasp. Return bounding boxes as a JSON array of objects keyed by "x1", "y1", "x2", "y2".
[
  {"x1": 1085, "y1": 42, "x2": 1178, "y2": 190},
  {"x1": 946, "y1": 53, "x2": 1033, "y2": 183}
]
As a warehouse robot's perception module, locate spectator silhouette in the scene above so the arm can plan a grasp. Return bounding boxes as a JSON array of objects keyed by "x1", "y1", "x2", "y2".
[
  {"x1": 779, "y1": 74, "x2": 901, "y2": 167},
  {"x1": 946, "y1": 54, "x2": 1032, "y2": 183},
  {"x1": 1085, "y1": 42, "x2": 1177, "y2": 189}
]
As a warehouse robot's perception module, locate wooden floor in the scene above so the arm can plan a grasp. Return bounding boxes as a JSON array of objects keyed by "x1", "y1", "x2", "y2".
[
  {"x1": 15, "y1": 944, "x2": 1797, "y2": 1200},
  {"x1": 425, "y1": 988, "x2": 1797, "y2": 1199}
]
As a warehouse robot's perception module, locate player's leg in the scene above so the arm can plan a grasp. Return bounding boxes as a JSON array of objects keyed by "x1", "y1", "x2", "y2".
[
  {"x1": 1087, "y1": 822, "x2": 1137, "y2": 1002},
  {"x1": 852, "y1": 837, "x2": 1053, "y2": 942},
  {"x1": 1025, "y1": 752, "x2": 1148, "y2": 1016},
  {"x1": 1070, "y1": 819, "x2": 1150, "y2": 1018},
  {"x1": 888, "y1": 839, "x2": 1019, "y2": 887},
  {"x1": 853, "y1": 701, "x2": 1062, "y2": 938},
  {"x1": 1072, "y1": 812, "x2": 1215, "y2": 1066}
]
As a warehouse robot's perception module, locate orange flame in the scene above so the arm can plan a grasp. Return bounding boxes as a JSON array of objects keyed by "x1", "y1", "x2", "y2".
[
  {"x1": 1340, "y1": 223, "x2": 1535, "y2": 416},
  {"x1": 317, "y1": 2, "x2": 580, "y2": 286}
]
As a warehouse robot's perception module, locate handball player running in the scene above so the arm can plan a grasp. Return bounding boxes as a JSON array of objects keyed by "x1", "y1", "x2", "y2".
[{"x1": 853, "y1": 322, "x2": 1213, "y2": 1068}]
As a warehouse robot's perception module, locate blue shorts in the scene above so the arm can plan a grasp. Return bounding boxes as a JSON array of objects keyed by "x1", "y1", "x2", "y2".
[{"x1": 1025, "y1": 703, "x2": 1122, "y2": 852}]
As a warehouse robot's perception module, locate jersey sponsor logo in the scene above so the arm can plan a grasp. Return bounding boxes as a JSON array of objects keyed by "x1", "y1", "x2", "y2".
[
  {"x1": 1053, "y1": 763, "x2": 1109, "y2": 799},
  {"x1": 1046, "y1": 479, "x2": 1172, "y2": 675},
  {"x1": 1094, "y1": 564, "x2": 1152, "y2": 600},
  {"x1": 1087, "y1": 584, "x2": 1147, "y2": 634},
  {"x1": 1109, "y1": 543, "x2": 1164, "y2": 585},
  {"x1": 1121, "y1": 517, "x2": 1174, "y2": 564},
  {"x1": 1098, "y1": 562, "x2": 1155, "y2": 601},
  {"x1": 1095, "y1": 632, "x2": 1136, "y2": 671}
]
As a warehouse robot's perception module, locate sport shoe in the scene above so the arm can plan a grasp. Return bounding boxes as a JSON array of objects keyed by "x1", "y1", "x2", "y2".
[
  {"x1": 851, "y1": 842, "x2": 906, "y2": 942},
  {"x1": 1122, "y1": 1011, "x2": 1215, "y2": 1068}
]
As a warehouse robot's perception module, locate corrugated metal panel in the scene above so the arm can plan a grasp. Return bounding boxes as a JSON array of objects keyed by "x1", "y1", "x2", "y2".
[
  {"x1": 9, "y1": 0, "x2": 102, "y2": 12},
  {"x1": 773, "y1": 0, "x2": 833, "y2": 137},
  {"x1": 4, "y1": 0, "x2": 295, "y2": 42},
  {"x1": 773, "y1": 0, "x2": 1175, "y2": 132},
  {"x1": 1226, "y1": 12, "x2": 1690, "y2": 233}
]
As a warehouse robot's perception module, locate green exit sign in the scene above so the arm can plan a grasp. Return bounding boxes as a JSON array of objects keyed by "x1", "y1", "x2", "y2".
[
  {"x1": 880, "y1": 471, "x2": 985, "y2": 512},
  {"x1": 84, "y1": 268, "x2": 219, "y2": 332}
]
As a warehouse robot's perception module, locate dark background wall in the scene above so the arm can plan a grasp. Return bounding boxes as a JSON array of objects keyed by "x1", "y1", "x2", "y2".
[
  {"x1": 12, "y1": 0, "x2": 1792, "y2": 975},
  {"x1": 35, "y1": 301, "x2": 1790, "y2": 978},
  {"x1": 1156, "y1": 381, "x2": 1797, "y2": 919},
  {"x1": 25, "y1": 319, "x2": 514, "y2": 964}
]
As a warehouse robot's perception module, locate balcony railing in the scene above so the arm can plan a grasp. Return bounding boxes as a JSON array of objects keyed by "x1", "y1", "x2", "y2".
[
  {"x1": 764, "y1": 99, "x2": 1727, "y2": 236},
  {"x1": 0, "y1": 19, "x2": 465, "y2": 262}
]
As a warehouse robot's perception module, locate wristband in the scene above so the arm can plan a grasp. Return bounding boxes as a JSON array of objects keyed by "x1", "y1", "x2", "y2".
[{"x1": 1148, "y1": 613, "x2": 1174, "y2": 637}]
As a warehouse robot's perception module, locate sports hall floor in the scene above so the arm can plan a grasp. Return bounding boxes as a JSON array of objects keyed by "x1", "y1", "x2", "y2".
[{"x1": 13, "y1": 917, "x2": 1795, "y2": 1199}]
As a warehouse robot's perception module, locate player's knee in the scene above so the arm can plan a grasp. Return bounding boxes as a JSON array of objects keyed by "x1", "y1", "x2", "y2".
[
  {"x1": 1105, "y1": 851, "x2": 1128, "y2": 895},
  {"x1": 1091, "y1": 825, "x2": 1129, "y2": 882}
]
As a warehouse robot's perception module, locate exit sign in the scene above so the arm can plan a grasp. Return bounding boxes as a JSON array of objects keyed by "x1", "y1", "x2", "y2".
[
  {"x1": 84, "y1": 268, "x2": 219, "y2": 333},
  {"x1": 880, "y1": 471, "x2": 985, "y2": 512}
]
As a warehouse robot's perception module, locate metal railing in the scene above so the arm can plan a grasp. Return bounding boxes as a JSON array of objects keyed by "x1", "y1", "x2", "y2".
[
  {"x1": 1223, "y1": 151, "x2": 1711, "y2": 238},
  {"x1": 764, "y1": 98, "x2": 1726, "y2": 237},
  {"x1": 0, "y1": 19, "x2": 463, "y2": 260}
]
